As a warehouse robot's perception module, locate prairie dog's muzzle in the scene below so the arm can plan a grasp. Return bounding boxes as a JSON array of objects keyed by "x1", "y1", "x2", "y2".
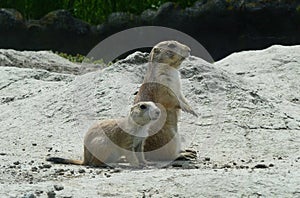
[{"x1": 149, "y1": 106, "x2": 161, "y2": 120}]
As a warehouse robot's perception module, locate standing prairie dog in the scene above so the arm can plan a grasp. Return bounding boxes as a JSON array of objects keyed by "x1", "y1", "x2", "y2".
[
  {"x1": 135, "y1": 40, "x2": 198, "y2": 116},
  {"x1": 134, "y1": 40, "x2": 198, "y2": 161},
  {"x1": 46, "y1": 101, "x2": 161, "y2": 167}
]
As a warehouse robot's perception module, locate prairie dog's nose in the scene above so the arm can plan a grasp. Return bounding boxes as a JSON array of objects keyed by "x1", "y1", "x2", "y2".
[{"x1": 183, "y1": 46, "x2": 191, "y2": 58}]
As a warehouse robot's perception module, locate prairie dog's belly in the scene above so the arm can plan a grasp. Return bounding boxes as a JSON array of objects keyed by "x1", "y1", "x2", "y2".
[{"x1": 146, "y1": 65, "x2": 182, "y2": 98}]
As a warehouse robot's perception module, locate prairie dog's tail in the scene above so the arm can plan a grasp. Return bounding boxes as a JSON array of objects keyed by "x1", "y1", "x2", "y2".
[{"x1": 46, "y1": 157, "x2": 83, "y2": 165}]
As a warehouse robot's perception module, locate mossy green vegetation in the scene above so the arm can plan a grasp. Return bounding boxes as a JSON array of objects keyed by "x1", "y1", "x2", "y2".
[
  {"x1": 56, "y1": 52, "x2": 105, "y2": 65},
  {"x1": 56, "y1": 52, "x2": 84, "y2": 63},
  {"x1": 296, "y1": 5, "x2": 300, "y2": 13}
]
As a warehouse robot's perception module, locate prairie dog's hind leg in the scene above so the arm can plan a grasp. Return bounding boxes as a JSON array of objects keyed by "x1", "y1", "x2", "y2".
[{"x1": 125, "y1": 149, "x2": 140, "y2": 167}]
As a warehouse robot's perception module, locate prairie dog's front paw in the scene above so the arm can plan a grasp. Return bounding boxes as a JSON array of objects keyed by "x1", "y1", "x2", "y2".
[{"x1": 176, "y1": 149, "x2": 198, "y2": 161}]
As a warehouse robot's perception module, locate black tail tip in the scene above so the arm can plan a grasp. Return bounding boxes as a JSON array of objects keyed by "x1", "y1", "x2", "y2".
[{"x1": 46, "y1": 157, "x2": 68, "y2": 164}]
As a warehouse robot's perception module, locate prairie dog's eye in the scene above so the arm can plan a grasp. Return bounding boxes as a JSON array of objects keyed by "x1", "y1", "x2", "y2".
[{"x1": 140, "y1": 104, "x2": 147, "y2": 110}]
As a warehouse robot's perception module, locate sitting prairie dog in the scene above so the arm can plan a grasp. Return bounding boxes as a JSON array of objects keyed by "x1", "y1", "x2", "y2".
[
  {"x1": 46, "y1": 101, "x2": 161, "y2": 167},
  {"x1": 134, "y1": 40, "x2": 198, "y2": 161}
]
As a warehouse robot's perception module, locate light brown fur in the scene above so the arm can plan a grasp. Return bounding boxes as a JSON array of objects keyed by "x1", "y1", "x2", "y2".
[
  {"x1": 46, "y1": 102, "x2": 160, "y2": 167},
  {"x1": 134, "y1": 40, "x2": 198, "y2": 161}
]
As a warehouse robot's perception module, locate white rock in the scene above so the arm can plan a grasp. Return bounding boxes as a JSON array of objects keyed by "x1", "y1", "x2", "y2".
[{"x1": 0, "y1": 46, "x2": 299, "y2": 197}]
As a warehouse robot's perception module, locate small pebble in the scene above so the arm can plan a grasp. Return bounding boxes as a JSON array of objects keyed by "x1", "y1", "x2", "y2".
[
  {"x1": 104, "y1": 173, "x2": 111, "y2": 178},
  {"x1": 78, "y1": 169, "x2": 85, "y2": 173},
  {"x1": 96, "y1": 170, "x2": 102, "y2": 175},
  {"x1": 204, "y1": 157, "x2": 210, "y2": 161},
  {"x1": 55, "y1": 169, "x2": 64, "y2": 173},
  {"x1": 43, "y1": 164, "x2": 52, "y2": 169},
  {"x1": 22, "y1": 193, "x2": 36, "y2": 198},
  {"x1": 35, "y1": 190, "x2": 43, "y2": 195},
  {"x1": 54, "y1": 184, "x2": 64, "y2": 191},
  {"x1": 31, "y1": 167, "x2": 38, "y2": 172},
  {"x1": 13, "y1": 161, "x2": 20, "y2": 165},
  {"x1": 221, "y1": 164, "x2": 231, "y2": 169},
  {"x1": 253, "y1": 164, "x2": 268, "y2": 169},
  {"x1": 47, "y1": 191, "x2": 56, "y2": 198}
]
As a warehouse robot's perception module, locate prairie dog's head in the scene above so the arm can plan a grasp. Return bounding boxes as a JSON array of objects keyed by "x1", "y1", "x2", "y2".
[
  {"x1": 130, "y1": 102, "x2": 161, "y2": 126},
  {"x1": 149, "y1": 40, "x2": 191, "y2": 69}
]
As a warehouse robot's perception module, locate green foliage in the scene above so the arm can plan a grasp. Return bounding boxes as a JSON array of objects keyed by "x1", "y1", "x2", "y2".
[
  {"x1": 56, "y1": 51, "x2": 85, "y2": 62},
  {"x1": 297, "y1": 5, "x2": 300, "y2": 13},
  {"x1": 0, "y1": 0, "x2": 68, "y2": 19},
  {"x1": 2, "y1": 0, "x2": 298, "y2": 24},
  {"x1": 0, "y1": 0, "x2": 198, "y2": 24},
  {"x1": 56, "y1": 51, "x2": 105, "y2": 65}
]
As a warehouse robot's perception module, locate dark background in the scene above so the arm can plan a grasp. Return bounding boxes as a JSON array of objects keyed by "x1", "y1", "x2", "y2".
[{"x1": 0, "y1": 0, "x2": 299, "y2": 61}]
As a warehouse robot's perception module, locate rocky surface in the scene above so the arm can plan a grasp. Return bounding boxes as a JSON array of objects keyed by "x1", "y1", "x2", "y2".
[
  {"x1": 1, "y1": 0, "x2": 300, "y2": 60},
  {"x1": 0, "y1": 49, "x2": 102, "y2": 75},
  {"x1": 0, "y1": 45, "x2": 299, "y2": 197}
]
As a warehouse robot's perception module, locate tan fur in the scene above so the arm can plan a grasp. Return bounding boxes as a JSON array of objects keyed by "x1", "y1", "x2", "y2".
[
  {"x1": 134, "y1": 40, "x2": 198, "y2": 161},
  {"x1": 47, "y1": 102, "x2": 160, "y2": 167}
]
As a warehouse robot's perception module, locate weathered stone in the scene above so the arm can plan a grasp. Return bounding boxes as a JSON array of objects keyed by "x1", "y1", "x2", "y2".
[
  {"x1": 0, "y1": 8, "x2": 25, "y2": 31},
  {"x1": 40, "y1": 10, "x2": 90, "y2": 35}
]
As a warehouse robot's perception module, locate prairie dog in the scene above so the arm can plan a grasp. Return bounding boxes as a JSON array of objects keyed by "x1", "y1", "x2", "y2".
[
  {"x1": 46, "y1": 102, "x2": 161, "y2": 167},
  {"x1": 134, "y1": 40, "x2": 197, "y2": 161},
  {"x1": 135, "y1": 40, "x2": 197, "y2": 116}
]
